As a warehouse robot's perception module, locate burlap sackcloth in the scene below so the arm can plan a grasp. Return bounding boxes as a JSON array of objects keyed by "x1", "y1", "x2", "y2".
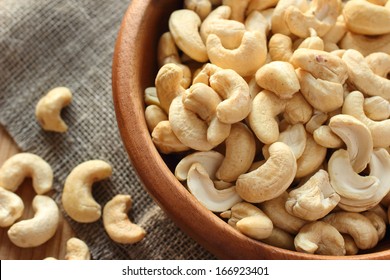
[{"x1": 0, "y1": 0, "x2": 215, "y2": 260}]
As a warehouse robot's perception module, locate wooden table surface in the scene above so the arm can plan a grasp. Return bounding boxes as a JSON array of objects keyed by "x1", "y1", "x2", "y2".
[{"x1": 0, "y1": 125, "x2": 74, "y2": 260}]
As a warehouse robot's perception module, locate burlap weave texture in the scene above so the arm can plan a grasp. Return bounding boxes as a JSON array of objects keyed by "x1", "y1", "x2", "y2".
[{"x1": 0, "y1": 0, "x2": 214, "y2": 260}]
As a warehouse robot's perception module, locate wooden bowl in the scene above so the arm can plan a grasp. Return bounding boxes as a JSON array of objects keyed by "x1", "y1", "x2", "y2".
[{"x1": 112, "y1": 0, "x2": 390, "y2": 259}]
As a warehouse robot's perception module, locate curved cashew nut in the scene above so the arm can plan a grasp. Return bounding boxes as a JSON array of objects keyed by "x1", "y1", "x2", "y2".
[
  {"x1": 0, "y1": 153, "x2": 53, "y2": 194},
  {"x1": 295, "y1": 133, "x2": 327, "y2": 179},
  {"x1": 295, "y1": 28, "x2": 324, "y2": 51},
  {"x1": 169, "y1": 9, "x2": 208, "y2": 62},
  {"x1": 362, "y1": 211, "x2": 387, "y2": 241},
  {"x1": 260, "y1": 192, "x2": 307, "y2": 235},
  {"x1": 220, "y1": 202, "x2": 273, "y2": 240},
  {"x1": 155, "y1": 63, "x2": 185, "y2": 113},
  {"x1": 65, "y1": 237, "x2": 91, "y2": 260},
  {"x1": 329, "y1": 114, "x2": 373, "y2": 173},
  {"x1": 305, "y1": 110, "x2": 328, "y2": 134},
  {"x1": 151, "y1": 120, "x2": 190, "y2": 154},
  {"x1": 283, "y1": 92, "x2": 313, "y2": 125},
  {"x1": 216, "y1": 122, "x2": 256, "y2": 182},
  {"x1": 313, "y1": 125, "x2": 343, "y2": 149},
  {"x1": 103, "y1": 194, "x2": 146, "y2": 244},
  {"x1": 340, "y1": 32, "x2": 390, "y2": 56},
  {"x1": 343, "y1": 234, "x2": 359, "y2": 256},
  {"x1": 236, "y1": 142, "x2": 297, "y2": 203},
  {"x1": 248, "y1": 90, "x2": 287, "y2": 144},
  {"x1": 322, "y1": 211, "x2": 379, "y2": 250},
  {"x1": 144, "y1": 87, "x2": 159, "y2": 107},
  {"x1": 322, "y1": 15, "x2": 347, "y2": 44},
  {"x1": 175, "y1": 150, "x2": 224, "y2": 181},
  {"x1": 209, "y1": 69, "x2": 251, "y2": 124},
  {"x1": 284, "y1": 0, "x2": 341, "y2": 38},
  {"x1": 294, "y1": 221, "x2": 346, "y2": 256},
  {"x1": 157, "y1": 32, "x2": 192, "y2": 89},
  {"x1": 62, "y1": 160, "x2": 112, "y2": 223},
  {"x1": 255, "y1": 61, "x2": 300, "y2": 99},
  {"x1": 184, "y1": 0, "x2": 212, "y2": 20},
  {"x1": 268, "y1": 33, "x2": 294, "y2": 62},
  {"x1": 187, "y1": 163, "x2": 242, "y2": 212},
  {"x1": 192, "y1": 63, "x2": 222, "y2": 85},
  {"x1": 200, "y1": 6, "x2": 245, "y2": 49},
  {"x1": 342, "y1": 49, "x2": 390, "y2": 101},
  {"x1": 342, "y1": 91, "x2": 390, "y2": 148},
  {"x1": 8, "y1": 195, "x2": 59, "y2": 248},
  {"x1": 182, "y1": 83, "x2": 231, "y2": 146},
  {"x1": 222, "y1": 0, "x2": 251, "y2": 22},
  {"x1": 286, "y1": 169, "x2": 340, "y2": 221},
  {"x1": 206, "y1": 11, "x2": 267, "y2": 77},
  {"x1": 365, "y1": 52, "x2": 390, "y2": 78},
  {"x1": 343, "y1": 0, "x2": 390, "y2": 36},
  {"x1": 363, "y1": 96, "x2": 390, "y2": 121},
  {"x1": 0, "y1": 187, "x2": 24, "y2": 227},
  {"x1": 328, "y1": 149, "x2": 380, "y2": 212},
  {"x1": 247, "y1": 0, "x2": 279, "y2": 15},
  {"x1": 35, "y1": 87, "x2": 72, "y2": 132}
]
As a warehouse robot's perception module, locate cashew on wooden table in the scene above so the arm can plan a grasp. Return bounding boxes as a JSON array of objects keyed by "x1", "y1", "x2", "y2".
[{"x1": 145, "y1": 0, "x2": 390, "y2": 256}]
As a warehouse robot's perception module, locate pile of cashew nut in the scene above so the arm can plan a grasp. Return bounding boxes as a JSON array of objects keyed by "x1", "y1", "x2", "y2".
[{"x1": 145, "y1": 0, "x2": 390, "y2": 256}]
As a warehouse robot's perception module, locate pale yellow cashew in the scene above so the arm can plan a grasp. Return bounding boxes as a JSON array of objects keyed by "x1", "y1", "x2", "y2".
[
  {"x1": 340, "y1": 32, "x2": 390, "y2": 56},
  {"x1": 322, "y1": 211, "x2": 379, "y2": 250},
  {"x1": 0, "y1": 187, "x2": 24, "y2": 227},
  {"x1": 144, "y1": 87, "x2": 159, "y2": 107},
  {"x1": 151, "y1": 120, "x2": 190, "y2": 154},
  {"x1": 343, "y1": 0, "x2": 390, "y2": 35},
  {"x1": 261, "y1": 227, "x2": 296, "y2": 251},
  {"x1": 294, "y1": 221, "x2": 346, "y2": 256},
  {"x1": 236, "y1": 142, "x2": 297, "y2": 203},
  {"x1": 222, "y1": 0, "x2": 251, "y2": 22},
  {"x1": 65, "y1": 237, "x2": 91, "y2": 260},
  {"x1": 62, "y1": 160, "x2": 112, "y2": 223},
  {"x1": 216, "y1": 122, "x2": 256, "y2": 182},
  {"x1": 144, "y1": 105, "x2": 167, "y2": 133},
  {"x1": 103, "y1": 194, "x2": 146, "y2": 244},
  {"x1": 363, "y1": 96, "x2": 390, "y2": 121},
  {"x1": 362, "y1": 211, "x2": 387, "y2": 241},
  {"x1": 268, "y1": 33, "x2": 294, "y2": 62},
  {"x1": 283, "y1": 92, "x2": 313, "y2": 125},
  {"x1": 0, "y1": 153, "x2": 53, "y2": 195},
  {"x1": 294, "y1": 28, "x2": 324, "y2": 51},
  {"x1": 365, "y1": 52, "x2": 390, "y2": 78},
  {"x1": 313, "y1": 125, "x2": 343, "y2": 149},
  {"x1": 220, "y1": 202, "x2": 273, "y2": 240},
  {"x1": 305, "y1": 110, "x2": 328, "y2": 134},
  {"x1": 169, "y1": 9, "x2": 208, "y2": 62},
  {"x1": 35, "y1": 87, "x2": 72, "y2": 133},
  {"x1": 322, "y1": 15, "x2": 347, "y2": 44},
  {"x1": 247, "y1": 0, "x2": 279, "y2": 15},
  {"x1": 342, "y1": 49, "x2": 390, "y2": 101},
  {"x1": 8, "y1": 195, "x2": 59, "y2": 248},
  {"x1": 184, "y1": 0, "x2": 212, "y2": 20}
]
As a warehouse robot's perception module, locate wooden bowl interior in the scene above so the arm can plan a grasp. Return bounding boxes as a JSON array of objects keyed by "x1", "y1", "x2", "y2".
[{"x1": 112, "y1": 0, "x2": 390, "y2": 259}]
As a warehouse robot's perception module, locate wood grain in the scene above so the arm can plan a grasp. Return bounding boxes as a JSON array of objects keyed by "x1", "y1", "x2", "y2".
[{"x1": 0, "y1": 125, "x2": 74, "y2": 260}]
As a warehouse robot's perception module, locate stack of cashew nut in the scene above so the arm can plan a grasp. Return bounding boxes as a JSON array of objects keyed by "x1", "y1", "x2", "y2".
[{"x1": 145, "y1": 0, "x2": 390, "y2": 256}]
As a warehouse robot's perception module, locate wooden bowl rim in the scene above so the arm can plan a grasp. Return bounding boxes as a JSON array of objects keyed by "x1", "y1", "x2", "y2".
[{"x1": 111, "y1": 0, "x2": 390, "y2": 260}]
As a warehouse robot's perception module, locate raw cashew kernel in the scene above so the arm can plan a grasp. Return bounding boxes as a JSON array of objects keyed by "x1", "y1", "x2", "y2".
[
  {"x1": 220, "y1": 202, "x2": 273, "y2": 240},
  {"x1": 294, "y1": 221, "x2": 346, "y2": 256},
  {"x1": 363, "y1": 96, "x2": 390, "y2": 121},
  {"x1": 313, "y1": 125, "x2": 343, "y2": 149},
  {"x1": 65, "y1": 237, "x2": 91, "y2": 260},
  {"x1": 184, "y1": 0, "x2": 212, "y2": 21},
  {"x1": 169, "y1": 9, "x2": 208, "y2": 62},
  {"x1": 145, "y1": 105, "x2": 167, "y2": 133},
  {"x1": 62, "y1": 160, "x2": 112, "y2": 223},
  {"x1": 365, "y1": 52, "x2": 390, "y2": 79},
  {"x1": 152, "y1": 120, "x2": 190, "y2": 154},
  {"x1": 362, "y1": 211, "x2": 387, "y2": 241},
  {"x1": 0, "y1": 187, "x2": 24, "y2": 227},
  {"x1": 268, "y1": 33, "x2": 294, "y2": 62},
  {"x1": 0, "y1": 153, "x2": 53, "y2": 194},
  {"x1": 103, "y1": 194, "x2": 146, "y2": 244},
  {"x1": 35, "y1": 87, "x2": 72, "y2": 132},
  {"x1": 340, "y1": 32, "x2": 390, "y2": 57},
  {"x1": 236, "y1": 142, "x2": 297, "y2": 203},
  {"x1": 8, "y1": 195, "x2": 59, "y2": 248}
]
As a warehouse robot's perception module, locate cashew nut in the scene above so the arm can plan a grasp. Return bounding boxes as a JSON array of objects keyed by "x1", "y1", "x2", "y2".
[
  {"x1": 151, "y1": 120, "x2": 190, "y2": 154},
  {"x1": 365, "y1": 52, "x2": 390, "y2": 78},
  {"x1": 144, "y1": 87, "x2": 159, "y2": 107},
  {"x1": 305, "y1": 110, "x2": 328, "y2": 134},
  {"x1": 8, "y1": 195, "x2": 59, "y2": 248},
  {"x1": 342, "y1": 91, "x2": 390, "y2": 148},
  {"x1": 261, "y1": 227, "x2": 296, "y2": 251},
  {"x1": 286, "y1": 169, "x2": 340, "y2": 221},
  {"x1": 343, "y1": 234, "x2": 359, "y2": 256},
  {"x1": 216, "y1": 122, "x2": 256, "y2": 182},
  {"x1": 169, "y1": 9, "x2": 208, "y2": 62},
  {"x1": 0, "y1": 187, "x2": 24, "y2": 227},
  {"x1": 220, "y1": 201, "x2": 273, "y2": 240},
  {"x1": 145, "y1": 105, "x2": 168, "y2": 132},
  {"x1": 283, "y1": 92, "x2": 313, "y2": 125},
  {"x1": 260, "y1": 192, "x2": 307, "y2": 234},
  {"x1": 184, "y1": 0, "x2": 212, "y2": 20},
  {"x1": 322, "y1": 15, "x2": 347, "y2": 44},
  {"x1": 187, "y1": 163, "x2": 242, "y2": 212},
  {"x1": 342, "y1": 49, "x2": 390, "y2": 101},
  {"x1": 35, "y1": 87, "x2": 72, "y2": 132},
  {"x1": 313, "y1": 125, "x2": 343, "y2": 149},
  {"x1": 363, "y1": 96, "x2": 390, "y2": 121},
  {"x1": 62, "y1": 160, "x2": 112, "y2": 223},
  {"x1": 103, "y1": 194, "x2": 146, "y2": 244},
  {"x1": 340, "y1": 32, "x2": 390, "y2": 56},
  {"x1": 222, "y1": 0, "x2": 251, "y2": 22},
  {"x1": 294, "y1": 221, "x2": 346, "y2": 255},
  {"x1": 329, "y1": 114, "x2": 373, "y2": 173},
  {"x1": 65, "y1": 237, "x2": 91, "y2": 260},
  {"x1": 343, "y1": 0, "x2": 390, "y2": 35},
  {"x1": 236, "y1": 142, "x2": 297, "y2": 203},
  {"x1": 268, "y1": 33, "x2": 294, "y2": 62},
  {"x1": 255, "y1": 61, "x2": 300, "y2": 99},
  {"x1": 322, "y1": 211, "x2": 379, "y2": 250},
  {"x1": 362, "y1": 211, "x2": 387, "y2": 241},
  {"x1": 0, "y1": 153, "x2": 53, "y2": 195},
  {"x1": 247, "y1": 0, "x2": 279, "y2": 15}
]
